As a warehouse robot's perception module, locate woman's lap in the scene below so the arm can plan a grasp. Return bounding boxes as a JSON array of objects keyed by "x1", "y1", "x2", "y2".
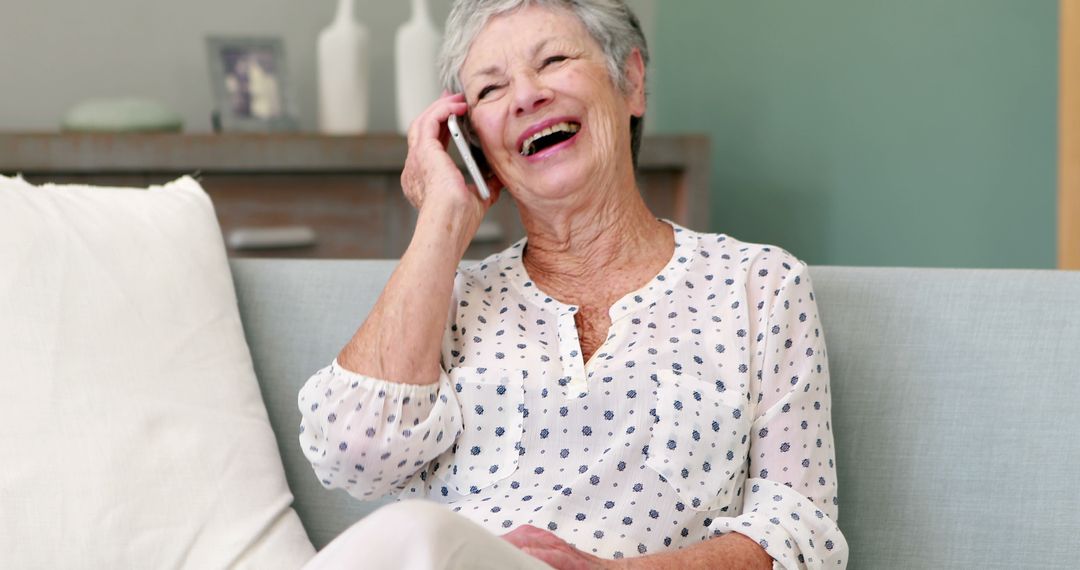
[{"x1": 304, "y1": 499, "x2": 555, "y2": 570}]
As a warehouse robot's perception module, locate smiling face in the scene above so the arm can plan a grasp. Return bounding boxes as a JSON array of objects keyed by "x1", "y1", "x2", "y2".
[{"x1": 460, "y1": 4, "x2": 645, "y2": 207}]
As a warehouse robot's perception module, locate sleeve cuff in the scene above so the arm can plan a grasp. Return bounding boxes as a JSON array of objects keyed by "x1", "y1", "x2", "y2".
[
  {"x1": 711, "y1": 478, "x2": 848, "y2": 569},
  {"x1": 329, "y1": 358, "x2": 443, "y2": 399}
]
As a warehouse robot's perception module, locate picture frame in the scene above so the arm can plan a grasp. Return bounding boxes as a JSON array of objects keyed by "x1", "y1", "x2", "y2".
[{"x1": 205, "y1": 36, "x2": 298, "y2": 132}]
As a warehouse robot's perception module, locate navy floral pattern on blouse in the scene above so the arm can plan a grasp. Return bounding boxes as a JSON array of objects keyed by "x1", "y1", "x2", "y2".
[{"x1": 299, "y1": 222, "x2": 848, "y2": 569}]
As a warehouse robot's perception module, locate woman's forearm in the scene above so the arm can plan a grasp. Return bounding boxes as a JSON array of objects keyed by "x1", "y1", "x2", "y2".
[
  {"x1": 615, "y1": 532, "x2": 772, "y2": 570},
  {"x1": 336, "y1": 202, "x2": 479, "y2": 385}
]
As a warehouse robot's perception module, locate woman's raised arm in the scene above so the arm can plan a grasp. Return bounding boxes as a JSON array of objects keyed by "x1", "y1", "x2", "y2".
[
  {"x1": 297, "y1": 94, "x2": 501, "y2": 499},
  {"x1": 337, "y1": 92, "x2": 500, "y2": 385}
]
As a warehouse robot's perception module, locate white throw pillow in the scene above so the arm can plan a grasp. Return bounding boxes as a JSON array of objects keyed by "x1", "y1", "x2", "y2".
[{"x1": 0, "y1": 176, "x2": 315, "y2": 569}]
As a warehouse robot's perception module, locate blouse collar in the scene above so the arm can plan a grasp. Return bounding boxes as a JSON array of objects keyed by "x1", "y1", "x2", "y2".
[{"x1": 502, "y1": 219, "x2": 699, "y2": 321}]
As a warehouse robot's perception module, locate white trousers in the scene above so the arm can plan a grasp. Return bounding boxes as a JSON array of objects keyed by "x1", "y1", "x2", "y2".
[{"x1": 303, "y1": 500, "x2": 556, "y2": 570}]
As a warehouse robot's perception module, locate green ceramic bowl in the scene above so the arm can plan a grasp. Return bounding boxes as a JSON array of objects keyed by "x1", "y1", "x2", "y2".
[{"x1": 62, "y1": 98, "x2": 184, "y2": 133}]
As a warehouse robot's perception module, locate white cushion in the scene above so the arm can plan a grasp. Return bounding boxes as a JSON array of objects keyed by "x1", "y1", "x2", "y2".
[{"x1": 0, "y1": 176, "x2": 315, "y2": 569}]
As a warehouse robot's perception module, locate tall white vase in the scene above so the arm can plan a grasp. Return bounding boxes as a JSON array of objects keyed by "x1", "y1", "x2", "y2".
[
  {"x1": 395, "y1": 0, "x2": 443, "y2": 133},
  {"x1": 318, "y1": 0, "x2": 370, "y2": 134}
]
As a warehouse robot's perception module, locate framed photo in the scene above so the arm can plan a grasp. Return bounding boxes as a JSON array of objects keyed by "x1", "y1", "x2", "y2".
[{"x1": 205, "y1": 36, "x2": 298, "y2": 132}]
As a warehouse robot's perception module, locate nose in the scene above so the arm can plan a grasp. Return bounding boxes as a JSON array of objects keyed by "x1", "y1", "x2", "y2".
[{"x1": 512, "y1": 72, "x2": 553, "y2": 116}]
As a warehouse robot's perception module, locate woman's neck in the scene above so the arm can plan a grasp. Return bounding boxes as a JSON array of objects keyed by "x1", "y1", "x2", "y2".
[{"x1": 518, "y1": 187, "x2": 672, "y2": 293}]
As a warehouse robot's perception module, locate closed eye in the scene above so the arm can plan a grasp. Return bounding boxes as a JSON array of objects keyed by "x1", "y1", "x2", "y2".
[
  {"x1": 477, "y1": 84, "x2": 501, "y2": 100},
  {"x1": 541, "y1": 55, "x2": 568, "y2": 69}
]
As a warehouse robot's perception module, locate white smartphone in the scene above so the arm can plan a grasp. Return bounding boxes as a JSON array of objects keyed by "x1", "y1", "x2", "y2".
[{"x1": 447, "y1": 114, "x2": 491, "y2": 200}]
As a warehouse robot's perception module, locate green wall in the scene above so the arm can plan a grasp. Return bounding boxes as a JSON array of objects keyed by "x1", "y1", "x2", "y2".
[{"x1": 650, "y1": 0, "x2": 1058, "y2": 268}]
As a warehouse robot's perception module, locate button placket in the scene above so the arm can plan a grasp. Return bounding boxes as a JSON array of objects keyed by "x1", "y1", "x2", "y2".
[{"x1": 555, "y1": 307, "x2": 588, "y2": 398}]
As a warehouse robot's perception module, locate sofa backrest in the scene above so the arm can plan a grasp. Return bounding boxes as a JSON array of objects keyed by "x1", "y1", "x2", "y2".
[
  {"x1": 810, "y1": 266, "x2": 1080, "y2": 568},
  {"x1": 231, "y1": 259, "x2": 1080, "y2": 567},
  {"x1": 230, "y1": 259, "x2": 398, "y2": 552}
]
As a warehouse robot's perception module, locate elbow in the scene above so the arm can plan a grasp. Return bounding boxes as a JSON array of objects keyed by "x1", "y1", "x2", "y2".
[
  {"x1": 298, "y1": 417, "x2": 366, "y2": 491},
  {"x1": 297, "y1": 396, "x2": 354, "y2": 488},
  {"x1": 298, "y1": 416, "x2": 334, "y2": 485}
]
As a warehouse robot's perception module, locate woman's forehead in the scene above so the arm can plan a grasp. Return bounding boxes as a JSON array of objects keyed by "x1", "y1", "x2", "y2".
[{"x1": 462, "y1": 5, "x2": 593, "y2": 76}]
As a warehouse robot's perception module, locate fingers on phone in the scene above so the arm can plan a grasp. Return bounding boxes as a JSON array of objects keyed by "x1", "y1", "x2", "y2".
[{"x1": 409, "y1": 95, "x2": 467, "y2": 145}]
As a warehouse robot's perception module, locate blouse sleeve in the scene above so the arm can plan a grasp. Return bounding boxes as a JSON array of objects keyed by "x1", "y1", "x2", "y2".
[
  {"x1": 297, "y1": 360, "x2": 462, "y2": 501},
  {"x1": 710, "y1": 257, "x2": 849, "y2": 569}
]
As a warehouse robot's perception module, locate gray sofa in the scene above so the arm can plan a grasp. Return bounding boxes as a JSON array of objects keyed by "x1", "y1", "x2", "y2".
[{"x1": 232, "y1": 259, "x2": 1080, "y2": 569}]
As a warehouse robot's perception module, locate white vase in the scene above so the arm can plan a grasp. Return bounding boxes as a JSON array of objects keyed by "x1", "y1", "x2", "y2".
[
  {"x1": 395, "y1": 0, "x2": 443, "y2": 134},
  {"x1": 318, "y1": 0, "x2": 370, "y2": 134}
]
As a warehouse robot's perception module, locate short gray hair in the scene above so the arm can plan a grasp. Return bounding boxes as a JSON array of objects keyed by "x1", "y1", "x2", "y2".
[{"x1": 439, "y1": 0, "x2": 649, "y2": 165}]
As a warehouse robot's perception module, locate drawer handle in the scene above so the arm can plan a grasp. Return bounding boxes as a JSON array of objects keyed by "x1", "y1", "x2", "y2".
[{"x1": 227, "y1": 226, "x2": 317, "y2": 250}]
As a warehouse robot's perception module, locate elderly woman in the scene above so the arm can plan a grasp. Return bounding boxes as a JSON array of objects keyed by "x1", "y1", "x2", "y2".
[{"x1": 298, "y1": 1, "x2": 847, "y2": 568}]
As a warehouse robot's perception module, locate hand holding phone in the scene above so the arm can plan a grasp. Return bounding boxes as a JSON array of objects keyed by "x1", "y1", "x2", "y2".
[{"x1": 447, "y1": 114, "x2": 491, "y2": 201}]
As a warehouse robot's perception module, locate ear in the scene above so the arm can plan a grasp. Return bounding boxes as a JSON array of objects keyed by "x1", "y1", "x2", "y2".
[{"x1": 623, "y1": 48, "x2": 647, "y2": 118}]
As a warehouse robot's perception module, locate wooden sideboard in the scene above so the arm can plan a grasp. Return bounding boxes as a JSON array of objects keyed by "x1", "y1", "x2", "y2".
[{"x1": 0, "y1": 133, "x2": 709, "y2": 259}]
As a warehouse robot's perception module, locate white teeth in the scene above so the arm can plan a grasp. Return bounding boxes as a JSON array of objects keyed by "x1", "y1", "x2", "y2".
[{"x1": 520, "y1": 122, "x2": 581, "y2": 156}]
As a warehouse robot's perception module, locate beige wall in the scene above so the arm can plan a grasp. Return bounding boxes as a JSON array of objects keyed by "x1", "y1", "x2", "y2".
[{"x1": 0, "y1": 0, "x2": 654, "y2": 133}]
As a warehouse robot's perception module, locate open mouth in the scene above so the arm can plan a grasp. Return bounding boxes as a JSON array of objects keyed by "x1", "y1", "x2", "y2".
[{"x1": 520, "y1": 122, "x2": 581, "y2": 157}]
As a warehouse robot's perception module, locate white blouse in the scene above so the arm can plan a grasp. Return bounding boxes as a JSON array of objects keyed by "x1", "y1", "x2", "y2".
[{"x1": 298, "y1": 222, "x2": 848, "y2": 569}]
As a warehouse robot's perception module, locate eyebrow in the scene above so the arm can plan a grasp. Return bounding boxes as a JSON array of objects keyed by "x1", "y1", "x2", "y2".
[{"x1": 467, "y1": 37, "x2": 557, "y2": 84}]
